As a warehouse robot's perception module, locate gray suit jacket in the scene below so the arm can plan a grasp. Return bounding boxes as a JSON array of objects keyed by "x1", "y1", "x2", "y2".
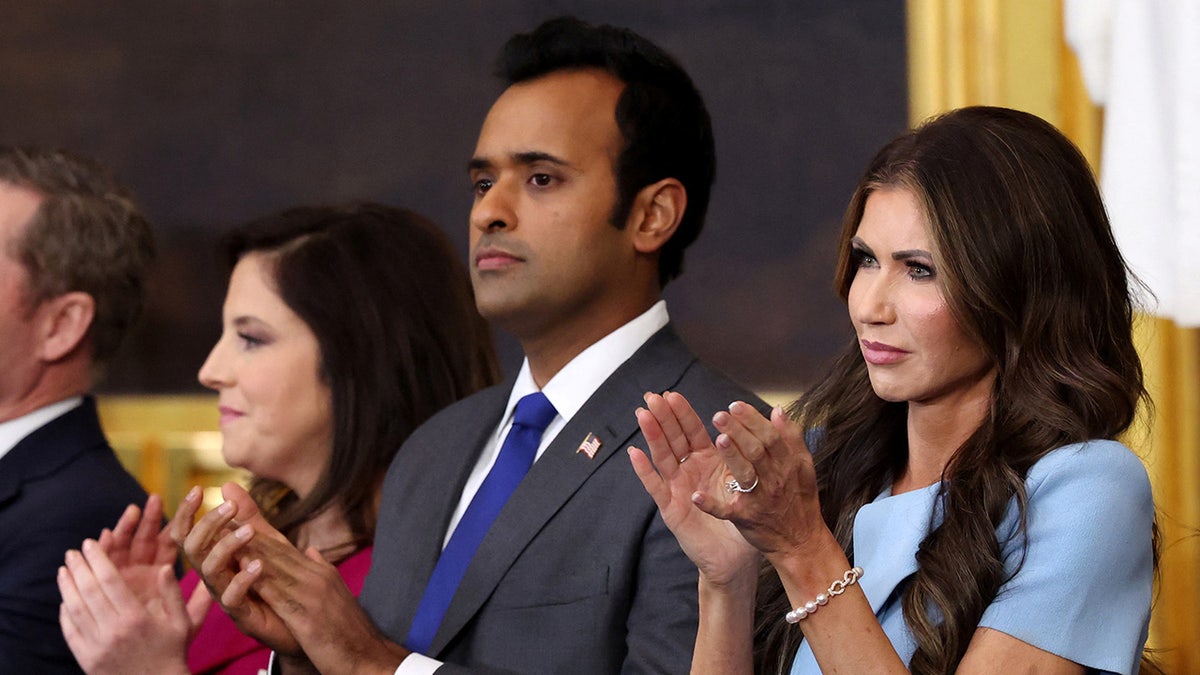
[{"x1": 361, "y1": 326, "x2": 764, "y2": 674}]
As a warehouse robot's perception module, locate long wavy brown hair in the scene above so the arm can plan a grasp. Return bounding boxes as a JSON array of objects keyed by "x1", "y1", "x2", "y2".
[{"x1": 754, "y1": 107, "x2": 1152, "y2": 673}]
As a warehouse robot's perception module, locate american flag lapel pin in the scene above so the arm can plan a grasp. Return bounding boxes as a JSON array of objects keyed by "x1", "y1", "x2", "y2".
[{"x1": 576, "y1": 432, "x2": 602, "y2": 459}]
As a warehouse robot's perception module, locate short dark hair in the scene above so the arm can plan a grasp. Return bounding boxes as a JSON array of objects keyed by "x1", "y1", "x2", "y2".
[
  {"x1": 0, "y1": 146, "x2": 155, "y2": 366},
  {"x1": 223, "y1": 203, "x2": 500, "y2": 552},
  {"x1": 497, "y1": 16, "x2": 715, "y2": 287}
]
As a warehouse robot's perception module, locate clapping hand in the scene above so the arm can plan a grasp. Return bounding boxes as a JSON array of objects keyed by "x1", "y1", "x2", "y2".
[
  {"x1": 630, "y1": 392, "x2": 826, "y2": 571},
  {"x1": 58, "y1": 494, "x2": 211, "y2": 675},
  {"x1": 170, "y1": 482, "x2": 302, "y2": 656},
  {"x1": 628, "y1": 392, "x2": 761, "y2": 586}
]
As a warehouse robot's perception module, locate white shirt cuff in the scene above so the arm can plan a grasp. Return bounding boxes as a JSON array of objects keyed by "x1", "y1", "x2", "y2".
[
  {"x1": 269, "y1": 650, "x2": 442, "y2": 675},
  {"x1": 396, "y1": 652, "x2": 443, "y2": 675}
]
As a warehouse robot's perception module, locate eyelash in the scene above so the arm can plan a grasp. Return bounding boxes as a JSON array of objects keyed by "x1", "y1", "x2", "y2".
[
  {"x1": 470, "y1": 172, "x2": 555, "y2": 195},
  {"x1": 851, "y1": 248, "x2": 877, "y2": 268},
  {"x1": 851, "y1": 249, "x2": 936, "y2": 280},
  {"x1": 472, "y1": 178, "x2": 493, "y2": 196},
  {"x1": 237, "y1": 332, "x2": 269, "y2": 350},
  {"x1": 906, "y1": 262, "x2": 935, "y2": 280}
]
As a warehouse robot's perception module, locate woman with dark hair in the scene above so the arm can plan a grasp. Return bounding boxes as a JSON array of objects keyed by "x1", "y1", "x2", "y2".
[
  {"x1": 631, "y1": 107, "x2": 1156, "y2": 674},
  {"x1": 57, "y1": 203, "x2": 499, "y2": 674}
]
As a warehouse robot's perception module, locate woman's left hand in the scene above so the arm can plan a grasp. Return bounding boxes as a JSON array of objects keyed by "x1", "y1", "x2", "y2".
[
  {"x1": 172, "y1": 482, "x2": 303, "y2": 656},
  {"x1": 697, "y1": 403, "x2": 827, "y2": 561},
  {"x1": 96, "y1": 495, "x2": 178, "y2": 606},
  {"x1": 221, "y1": 534, "x2": 409, "y2": 674},
  {"x1": 58, "y1": 539, "x2": 206, "y2": 675}
]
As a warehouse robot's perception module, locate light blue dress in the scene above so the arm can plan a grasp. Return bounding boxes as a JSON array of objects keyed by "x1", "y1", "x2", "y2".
[{"x1": 789, "y1": 440, "x2": 1155, "y2": 675}]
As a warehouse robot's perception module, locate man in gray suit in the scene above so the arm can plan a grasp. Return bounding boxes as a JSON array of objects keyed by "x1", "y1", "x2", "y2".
[{"x1": 182, "y1": 16, "x2": 763, "y2": 674}]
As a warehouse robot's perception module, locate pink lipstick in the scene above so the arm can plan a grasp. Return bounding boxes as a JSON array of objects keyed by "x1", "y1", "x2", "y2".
[{"x1": 860, "y1": 340, "x2": 909, "y2": 365}]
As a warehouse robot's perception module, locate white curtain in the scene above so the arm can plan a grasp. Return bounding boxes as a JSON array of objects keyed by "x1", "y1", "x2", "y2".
[{"x1": 1065, "y1": 0, "x2": 1200, "y2": 328}]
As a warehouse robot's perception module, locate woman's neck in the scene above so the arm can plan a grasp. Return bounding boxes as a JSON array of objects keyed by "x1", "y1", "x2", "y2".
[
  {"x1": 894, "y1": 373, "x2": 995, "y2": 494},
  {"x1": 294, "y1": 503, "x2": 355, "y2": 555}
]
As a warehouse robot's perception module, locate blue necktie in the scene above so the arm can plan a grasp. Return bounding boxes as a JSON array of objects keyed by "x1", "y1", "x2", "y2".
[{"x1": 405, "y1": 392, "x2": 558, "y2": 654}]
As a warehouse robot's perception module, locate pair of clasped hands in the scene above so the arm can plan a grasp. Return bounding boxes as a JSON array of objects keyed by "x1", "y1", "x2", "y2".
[
  {"x1": 57, "y1": 484, "x2": 384, "y2": 674},
  {"x1": 629, "y1": 392, "x2": 829, "y2": 586}
]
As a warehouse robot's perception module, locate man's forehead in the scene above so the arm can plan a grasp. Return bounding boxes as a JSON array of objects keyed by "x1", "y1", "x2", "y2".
[
  {"x1": 0, "y1": 179, "x2": 42, "y2": 203},
  {"x1": 0, "y1": 181, "x2": 43, "y2": 235},
  {"x1": 474, "y1": 71, "x2": 624, "y2": 166}
]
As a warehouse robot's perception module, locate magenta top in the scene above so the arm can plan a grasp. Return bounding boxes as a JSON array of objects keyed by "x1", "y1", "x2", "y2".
[{"x1": 179, "y1": 545, "x2": 373, "y2": 674}]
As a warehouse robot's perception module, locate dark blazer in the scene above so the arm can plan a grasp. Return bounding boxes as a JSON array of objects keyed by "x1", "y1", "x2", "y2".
[
  {"x1": 362, "y1": 326, "x2": 765, "y2": 674},
  {"x1": 0, "y1": 397, "x2": 148, "y2": 673}
]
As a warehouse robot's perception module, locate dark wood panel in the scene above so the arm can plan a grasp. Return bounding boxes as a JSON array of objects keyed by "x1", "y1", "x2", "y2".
[{"x1": 0, "y1": 1, "x2": 907, "y2": 392}]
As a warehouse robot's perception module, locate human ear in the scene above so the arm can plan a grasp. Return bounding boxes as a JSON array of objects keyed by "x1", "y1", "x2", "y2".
[
  {"x1": 626, "y1": 178, "x2": 687, "y2": 255},
  {"x1": 38, "y1": 291, "x2": 95, "y2": 362}
]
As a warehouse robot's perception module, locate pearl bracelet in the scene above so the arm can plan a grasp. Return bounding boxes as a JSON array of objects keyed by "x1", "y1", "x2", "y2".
[{"x1": 784, "y1": 566, "x2": 864, "y2": 623}]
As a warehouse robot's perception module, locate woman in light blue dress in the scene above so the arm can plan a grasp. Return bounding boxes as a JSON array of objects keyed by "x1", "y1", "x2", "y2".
[{"x1": 630, "y1": 106, "x2": 1156, "y2": 674}]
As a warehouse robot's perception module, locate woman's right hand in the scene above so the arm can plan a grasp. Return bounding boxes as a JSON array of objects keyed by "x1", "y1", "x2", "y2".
[
  {"x1": 58, "y1": 538, "x2": 209, "y2": 675},
  {"x1": 628, "y1": 391, "x2": 761, "y2": 588}
]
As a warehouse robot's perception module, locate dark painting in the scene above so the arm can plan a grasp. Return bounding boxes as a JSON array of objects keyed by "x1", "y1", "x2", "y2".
[{"x1": 0, "y1": 1, "x2": 907, "y2": 393}]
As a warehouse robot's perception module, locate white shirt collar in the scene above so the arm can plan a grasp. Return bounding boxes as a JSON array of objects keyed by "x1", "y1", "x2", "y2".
[
  {"x1": 0, "y1": 396, "x2": 85, "y2": 463},
  {"x1": 442, "y1": 302, "x2": 670, "y2": 548},
  {"x1": 500, "y1": 300, "x2": 669, "y2": 435}
]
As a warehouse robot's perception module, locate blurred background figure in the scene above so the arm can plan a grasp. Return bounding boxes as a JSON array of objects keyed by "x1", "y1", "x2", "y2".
[
  {"x1": 57, "y1": 203, "x2": 499, "y2": 674},
  {"x1": 0, "y1": 146, "x2": 155, "y2": 673}
]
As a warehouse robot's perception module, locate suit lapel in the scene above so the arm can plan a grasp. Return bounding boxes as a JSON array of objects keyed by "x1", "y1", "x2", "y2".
[
  {"x1": 0, "y1": 452, "x2": 21, "y2": 506},
  {"x1": 430, "y1": 327, "x2": 697, "y2": 653},
  {"x1": 369, "y1": 384, "x2": 510, "y2": 639}
]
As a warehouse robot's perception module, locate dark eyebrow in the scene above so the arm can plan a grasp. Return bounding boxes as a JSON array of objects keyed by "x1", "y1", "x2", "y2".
[
  {"x1": 849, "y1": 237, "x2": 873, "y2": 254},
  {"x1": 468, "y1": 151, "x2": 573, "y2": 173},
  {"x1": 512, "y1": 151, "x2": 571, "y2": 168},
  {"x1": 232, "y1": 315, "x2": 267, "y2": 330},
  {"x1": 850, "y1": 238, "x2": 931, "y2": 262}
]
